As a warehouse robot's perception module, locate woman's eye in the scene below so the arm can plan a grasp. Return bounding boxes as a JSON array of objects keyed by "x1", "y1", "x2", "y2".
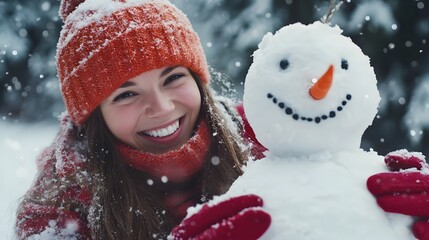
[
  {"x1": 164, "y1": 73, "x2": 185, "y2": 86},
  {"x1": 113, "y1": 91, "x2": 136, "y2": 102}
]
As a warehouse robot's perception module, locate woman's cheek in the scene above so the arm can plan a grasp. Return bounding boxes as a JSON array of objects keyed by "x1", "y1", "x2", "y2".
[
  {"x1": 109, "y1": 106, "x2": 141, "y2": 134},
  {"x1": 177, "y1": 84, "x2": 201, "y2": 109}
]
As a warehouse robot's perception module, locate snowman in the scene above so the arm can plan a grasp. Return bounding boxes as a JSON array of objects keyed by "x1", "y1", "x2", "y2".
[{"x1": 219, "y1": 21, "x2": 414, "y2": 239}]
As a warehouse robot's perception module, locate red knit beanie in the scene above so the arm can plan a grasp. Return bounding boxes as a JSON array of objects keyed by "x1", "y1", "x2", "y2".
[{"x1": 57, "y1": 0, "x2": 210, "y2": 126}]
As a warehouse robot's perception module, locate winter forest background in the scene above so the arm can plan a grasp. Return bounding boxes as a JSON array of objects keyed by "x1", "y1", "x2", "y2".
[
  {"x1": 0, "y1": 0, "x2": 428, "y2": 238},
  {"x1": 1, "y1": 0, "x2": 429, "y2": 155}
]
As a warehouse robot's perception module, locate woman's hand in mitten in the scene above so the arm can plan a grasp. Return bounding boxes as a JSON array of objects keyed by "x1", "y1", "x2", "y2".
[
  {"x1": 170, "y1": 194, "x2": 271, "y2": 240},
  {"x1": 367, "y1": 150, "x2": 429, "y2": 240}
]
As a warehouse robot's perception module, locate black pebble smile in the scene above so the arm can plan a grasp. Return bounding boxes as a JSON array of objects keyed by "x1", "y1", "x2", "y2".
[{"x1": 267, "y1": 93, "x2": 352, "y2": 124}]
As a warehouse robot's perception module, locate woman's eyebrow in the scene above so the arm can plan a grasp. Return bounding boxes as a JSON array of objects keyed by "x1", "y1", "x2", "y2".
[
  {"x1": 160, "y1": 66, "x2": 179, "y2": 78},
  {"x1": 119, "y1": 81, "x2": 136, "y2": 88},
  {"x1": 119, "y1": 66, "x2": 180, "y2": 88}
]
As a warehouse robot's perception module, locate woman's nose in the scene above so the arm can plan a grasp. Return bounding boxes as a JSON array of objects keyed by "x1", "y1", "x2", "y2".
[{"x1": 144, "y1": 91, "x2": 174, "y2": 118}]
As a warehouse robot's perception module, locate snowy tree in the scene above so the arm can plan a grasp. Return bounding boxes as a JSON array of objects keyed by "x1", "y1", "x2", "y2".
[{"x1": 0, "y1": 0, "x2": 63, "y2": 122}]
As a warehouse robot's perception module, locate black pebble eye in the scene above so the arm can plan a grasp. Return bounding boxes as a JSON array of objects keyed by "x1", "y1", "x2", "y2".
[
  {"x1": 341, "y1": 59, "x2": 349, "y2": 70},
  {"x1": 279, "y1": 59, "x2": 289, "y2": 70}
]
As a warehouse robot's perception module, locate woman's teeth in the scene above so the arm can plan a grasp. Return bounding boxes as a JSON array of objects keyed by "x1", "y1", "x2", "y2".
[{"x1": 143, "y1": 120, "x2": 180, "y2": 137}]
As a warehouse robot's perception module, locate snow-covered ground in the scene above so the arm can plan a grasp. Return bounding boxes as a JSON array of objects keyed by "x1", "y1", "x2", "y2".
[{"x1": 0, "y1": 121, "x2": 58, "y2": 239}]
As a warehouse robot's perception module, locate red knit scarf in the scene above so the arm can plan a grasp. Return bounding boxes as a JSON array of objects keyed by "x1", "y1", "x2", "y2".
[{"x1": 116, "y1": 121, "x2": 211, "y2": 183}]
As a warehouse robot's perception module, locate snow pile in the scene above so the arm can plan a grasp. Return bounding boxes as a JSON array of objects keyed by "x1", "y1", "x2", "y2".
[{"x1": 218, "y1": 21, "x2": 412, "y2": 239}]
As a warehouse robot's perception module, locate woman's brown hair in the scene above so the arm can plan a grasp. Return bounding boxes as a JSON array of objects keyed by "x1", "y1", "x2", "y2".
[{"x1": 83, "y1": 71, "x2": 248, "y2": 239}]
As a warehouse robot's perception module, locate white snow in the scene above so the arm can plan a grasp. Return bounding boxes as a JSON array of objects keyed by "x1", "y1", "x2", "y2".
[
  {"x1": 388, "y1": 148, "x2": 426, "y2": 160},
  {"x1": 26, "y1": 219, "x2": 79, "y2": 240},
  {"x1": 0, "y1": 120, "x2": 58, "y2": 239}
]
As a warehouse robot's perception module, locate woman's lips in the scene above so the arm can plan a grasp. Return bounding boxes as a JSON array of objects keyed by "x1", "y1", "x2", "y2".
[
  {"x1": 142, "y1": 120, "x2": 180, "y2": 137},
  {"x1": 138, "y1": 117, "x2": 184, "y2": 143}
]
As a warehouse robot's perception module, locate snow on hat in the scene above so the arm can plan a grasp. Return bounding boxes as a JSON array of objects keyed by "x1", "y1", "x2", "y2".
[{"x1": 57, "y1": 0, "x2": 210, "y2": 125}]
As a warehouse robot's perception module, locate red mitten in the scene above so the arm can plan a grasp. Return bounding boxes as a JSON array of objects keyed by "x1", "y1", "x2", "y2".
[
  {"x1": 170, "y1": 194, "x2": 271, "y2": 240},
  {"x1": 367, "y1": 149, "x2": 429, "y2": 240}
]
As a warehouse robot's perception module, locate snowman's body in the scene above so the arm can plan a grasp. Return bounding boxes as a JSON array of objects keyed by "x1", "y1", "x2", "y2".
[
  {"x1": 215, "y1": 21, "x2": 414, "y2": 239},
  {"x1": 222, "y1": 150, "x2": 413, "y2": 239}
]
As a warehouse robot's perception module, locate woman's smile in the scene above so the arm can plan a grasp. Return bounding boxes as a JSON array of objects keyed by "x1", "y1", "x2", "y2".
[
  {"x1": 137, "y1": 117, "x2": 185, "y2": 144},
  {"x1": 101, "y1": 66, "x2": 202, "y2": 154},
  {"x1": 140, "y1": 118, "x2": 181, "y2": 138}
]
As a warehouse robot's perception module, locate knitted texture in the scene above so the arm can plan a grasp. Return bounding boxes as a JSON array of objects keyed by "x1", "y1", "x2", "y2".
[
  {"x1": 57, "y1": 0, "x2": 209, "y2": 125},
  {"x1": 117, "y1": 120, "x2": 211, "y2": 182}
]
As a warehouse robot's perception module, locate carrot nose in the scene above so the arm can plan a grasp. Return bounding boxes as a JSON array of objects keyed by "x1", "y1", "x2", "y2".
[{"x1": 309, "y1": 65, "x2": 334, "y2": 100}]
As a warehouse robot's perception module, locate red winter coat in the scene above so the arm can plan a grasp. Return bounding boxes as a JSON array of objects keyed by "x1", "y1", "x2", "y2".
[{"x1": 16, "y1": 114, "x2": 92, "y2": 239}]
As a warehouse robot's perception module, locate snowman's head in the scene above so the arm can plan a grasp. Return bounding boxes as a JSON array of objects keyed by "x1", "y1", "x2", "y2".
[{"x1": 243, "y1": 21, "x2": 380, "y2": 157}]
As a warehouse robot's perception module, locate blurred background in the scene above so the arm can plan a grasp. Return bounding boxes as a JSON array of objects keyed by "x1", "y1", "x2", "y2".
[{"x1": 1, "y1": 0, "x2": 428, "y2": 156}]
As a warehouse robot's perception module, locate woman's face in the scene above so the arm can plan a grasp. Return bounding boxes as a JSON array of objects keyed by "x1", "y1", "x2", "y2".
[{"x1": 100, "y1": 66, "x2": 201, "y2": 154}]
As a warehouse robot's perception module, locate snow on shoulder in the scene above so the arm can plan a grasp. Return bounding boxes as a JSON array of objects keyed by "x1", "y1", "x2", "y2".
[{"x1": 197, "y1": 21, "x2": 413, "y2": 239}]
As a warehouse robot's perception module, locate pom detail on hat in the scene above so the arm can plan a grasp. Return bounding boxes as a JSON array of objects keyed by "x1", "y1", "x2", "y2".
[{"x1": 59, "y1": 0, "x2": 86, "y2": 21}]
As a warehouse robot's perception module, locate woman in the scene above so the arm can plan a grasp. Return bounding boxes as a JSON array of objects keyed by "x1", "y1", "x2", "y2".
[{"x1": 15, "y1": 0, "x2": 270, "y2": 239}]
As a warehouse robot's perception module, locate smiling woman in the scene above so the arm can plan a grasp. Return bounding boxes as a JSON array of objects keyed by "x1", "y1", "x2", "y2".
[
  {"x1": 100, "y1": 66, "x2": 202, "y2": 154},
  {"x1": 14, "y1": 0, "x2": 271, "y2": 239}
]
